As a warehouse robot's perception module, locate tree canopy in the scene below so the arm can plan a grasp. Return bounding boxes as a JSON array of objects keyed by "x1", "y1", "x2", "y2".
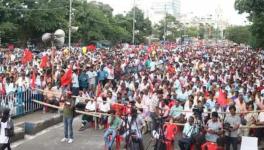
[
  {"x1": 235, "y1": 0, "x2": 264, "y2": 48},
  {"x1": 0, "y1": 1, "x2": 152, "y2": 47}
]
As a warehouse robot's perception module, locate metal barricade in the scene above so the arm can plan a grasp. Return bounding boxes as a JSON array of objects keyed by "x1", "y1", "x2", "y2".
[{"x1": 0, "y1": 89, "x2": 43, "y2": 117}]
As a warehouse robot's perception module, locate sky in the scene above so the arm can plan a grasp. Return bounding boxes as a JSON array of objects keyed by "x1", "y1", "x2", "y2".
[{"x1": 88, "y1": 0, "x2": 249, "y2": 25}]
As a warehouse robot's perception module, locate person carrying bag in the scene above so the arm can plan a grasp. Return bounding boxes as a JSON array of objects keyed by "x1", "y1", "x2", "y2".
[{"x1": 0, "y1": 108, "x2": 14, "y2": 150}]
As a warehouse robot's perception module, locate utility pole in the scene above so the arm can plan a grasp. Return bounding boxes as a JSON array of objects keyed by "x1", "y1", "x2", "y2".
[
  {"x1": 163, "y1": 0, "x2": 167, "y2": 43},
  {"x1": 132, "y1": 0, "x2": 136, "y2": 45},
  {"x1": 69, "y1": 0, "x2": 72, "y2": 50}
]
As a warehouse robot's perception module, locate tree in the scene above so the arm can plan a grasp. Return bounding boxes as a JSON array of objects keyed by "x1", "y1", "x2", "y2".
[
  {"x1": 0, "y1": 0, "x2": 68, "y2": 47},
  {"x1": 0, "y1": 1, "x2": 152, "y2": 47},
  {"x1": 126, "y1": 7, "x2": 152, "y2": 44},
  {"x1": 185, "y1": 26, "x2": 199, "y2": 38},
  {"x1": 224, "y1": 26, "x2": 252, "y2": 45},
  {"x1": 235, "y1": 0, "x2": 264, "y2": 48},
  {"x1": 155, "y1": 14, "x2": 181, "y2": 41}
]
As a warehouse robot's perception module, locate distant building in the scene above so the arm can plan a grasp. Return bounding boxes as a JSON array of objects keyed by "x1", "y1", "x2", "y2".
[{"x1": 149, "y1": 0, "x2": 181, "y2": 24}]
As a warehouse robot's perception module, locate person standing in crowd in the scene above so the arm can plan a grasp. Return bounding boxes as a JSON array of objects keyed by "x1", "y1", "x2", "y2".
[
  {"x1": 97, "y1": 66, "x2": 108, "y2": 86},
  {"x1": 61, "y1": 92, "x2": 75, "y2": 144},
  {"x1": 0, "y1": 108, "x2": 14, "y2": 150},
  {"x1": 86, "y1": 65, "x2": 96, "y2": 91},
  {"x1": 104, "y1": 110, "x2": 121, "y2": 150},
  {"x1": 224, "y1": 105, "x2": 241, "y2": 150},
  {"x1": 71, "y1": 69, "x2": 79, "y2": 96},
  {"x1": 78, "y1": 68, "x2": 89, "y2": 91}
]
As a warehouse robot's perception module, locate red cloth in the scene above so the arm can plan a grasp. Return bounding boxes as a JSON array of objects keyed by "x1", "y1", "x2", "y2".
[
  {"x1": 61, "y1": 68, "x2": 72, "y2": 87},
  {"x1": 111, "y1": 103, "x2": 125, "y2": 115},
  {"x1": 96, "y1": 82, "x2": 101, "y2": 97},
  {"x1": 40, "y1": 55, "x2": 48, "y2": 68},
  {"x1": 31, "y1": 72, "x2": 36, "y2": 88},
  {"x1": 217, "y1": 89, "x2": 228, "y2": 106},
  {"x1": 167, "y1": 65, "x2": 175, "y2": 74},
  {"x1": 201, "y1": 142, "x2": 219, "y2": 150},
  {"x1": 87, "y1": 44, "x2": 96, "y2": 51},
  {"x1": 168, "y1": 101, "x2": 175, "y2": 108},
  {"x1": 164, "y1": 124, "x2": 177, "y2": 141},
  {"x1": 21, "y1": 49, "x2": 33, "y2": 64}
]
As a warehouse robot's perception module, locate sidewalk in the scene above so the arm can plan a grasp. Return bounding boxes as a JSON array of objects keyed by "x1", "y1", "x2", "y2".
[{"x1": 14, "y1": 111, "x2": 60, "y2": 126}]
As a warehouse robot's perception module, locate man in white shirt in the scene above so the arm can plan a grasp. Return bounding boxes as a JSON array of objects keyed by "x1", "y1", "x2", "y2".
[
  {"x1": 104, "y1": 64, "x2": 114, "y2": 80},
  {"x1": 15, "y1": 73, "x2": 30, "y2": 92},
  {"x1": 79, "y1": 99, "x2": 96, "y2": 131},
  {"x1": 98, "y1": 97, "x2": 110, "y2": 129},
  {"x1": 71, "y1": 69, "x2": 79, "y2": 96},
  {"x1": 5, "y1": 78, "x2": 16, "y2": 95},
  {"x1": 86, "y1": 66, "x2": 97, "y2": 91},
  {"x1": 178, "y1": 116, "x2": 198, "y2": 150}
]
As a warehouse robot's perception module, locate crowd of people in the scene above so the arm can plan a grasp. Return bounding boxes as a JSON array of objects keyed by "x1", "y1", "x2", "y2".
[{"x1": 0, "y1": 42, "x2": 264, "y2": 150}]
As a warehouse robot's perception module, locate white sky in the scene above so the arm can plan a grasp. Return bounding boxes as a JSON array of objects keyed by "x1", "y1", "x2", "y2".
[{"x1": 89, "y1": 0, "x2": 248, "y2": 25}]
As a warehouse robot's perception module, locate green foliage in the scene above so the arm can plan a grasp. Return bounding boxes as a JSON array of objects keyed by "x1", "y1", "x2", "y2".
[
  {"x1": 0, "y1": 1, "x2": 152, "y2": 47},
  {"x1": 224, "y1": 26, "x2": 252, "y2": 45},
  {"x1": 185, "y1": 26, "x2": 199, "y2": 38},
  {"x1": 235, "y1": 0, "x2": 264, "y2": 48},
  {"x1": 154, "y1": 14, "x2": 181, "y2": 41}
]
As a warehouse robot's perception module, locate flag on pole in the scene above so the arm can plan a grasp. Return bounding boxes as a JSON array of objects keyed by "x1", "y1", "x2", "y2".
[
  {"x1": 21, "y1": 48, "x2": 33, "y2": 64},
  {"x1": 40, "y1": 55, "x2": 48, "y2": 68},
  {"x1": 61, "y1": 68, "x2": 73, "y2": 87},
  {"x1": 87, "y1": 44, "x2": 96, "y2": 51},
  {"x1": 31, "y1": 71, "x2": 36, "y2": 88},
  {"x1": 217, "y1": 89, "x2": 228, "y2": 106},
  {"x1": 96, "y1": 82, "x2": 101, "y2": 97}
]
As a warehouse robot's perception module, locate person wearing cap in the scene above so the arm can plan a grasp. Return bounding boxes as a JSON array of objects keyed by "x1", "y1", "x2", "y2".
[
  {"x1": 61, "y1": 92, "x2": 75, "y2": 144},
  {"x1": 0, "y1": 108, "x2": 14, "y2": 150}
]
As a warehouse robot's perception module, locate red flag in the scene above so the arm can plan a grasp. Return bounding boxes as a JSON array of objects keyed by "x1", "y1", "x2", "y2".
[
  {"x1": 21, "y1": 49, "x2": 33, "y2": 64},
  {"x1": 31, "y1": 72, "x2": 36, "y2": 88},
  {"x1": 40, "y1": 55, "x2": 48, "y2": 68},
  {"x1": 96, "y1": 82, "x2": 101, "y2": 97},
  {"x1": 87, "y1": 44, "x2": 96, "y2": 51},
  {"x1": 217, "y1": 89, "x2": 228, "y2": 106},
  {"x1": 61, "y1": 68, "x2": 72, "y2": 87}
]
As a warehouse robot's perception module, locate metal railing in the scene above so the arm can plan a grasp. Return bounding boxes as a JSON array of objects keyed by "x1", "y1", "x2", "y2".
[{"x1": 0, "y1": 90, "x2": 43, "y2": 117}]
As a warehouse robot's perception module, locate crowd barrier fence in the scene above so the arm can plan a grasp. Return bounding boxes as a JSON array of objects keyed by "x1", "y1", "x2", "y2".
[{"x1": 0, "y1": 90, "x2": 43, "y2": 117}]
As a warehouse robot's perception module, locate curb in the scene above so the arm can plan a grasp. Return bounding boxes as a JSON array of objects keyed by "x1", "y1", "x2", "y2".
[{"x1": 12, "y1": 114, "x2": 63, "y2": 142}]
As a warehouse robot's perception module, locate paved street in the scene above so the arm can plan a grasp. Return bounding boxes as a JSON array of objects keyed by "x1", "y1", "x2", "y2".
[{"x1": 13, "y1": 117, "x2": 106, "y2": 150}]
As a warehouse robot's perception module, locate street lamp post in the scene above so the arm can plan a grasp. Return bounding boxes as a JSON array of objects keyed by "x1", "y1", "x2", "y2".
[
  {"x1": 132, "y1": 0, "x2": 136, "y2": 45},
  {"x1": 69, "y1": 0, "x2": 72, "y2": 50},
  {"x1": 163, "y1": 1, "x2": 167, "y2": 43}
]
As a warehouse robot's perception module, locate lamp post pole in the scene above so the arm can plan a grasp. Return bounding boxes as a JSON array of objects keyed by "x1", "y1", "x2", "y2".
[
  {"x1": 69, "y1": 0, "x2": 72, "y2": 50},
  {"x1": 132, "y1": 0, "x2": 136, "y2": 45}
]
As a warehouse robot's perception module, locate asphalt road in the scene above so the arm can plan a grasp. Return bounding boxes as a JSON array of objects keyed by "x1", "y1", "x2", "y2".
[{"x1": 13, "y1": 117, "x2": 106, "y2": 150}]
